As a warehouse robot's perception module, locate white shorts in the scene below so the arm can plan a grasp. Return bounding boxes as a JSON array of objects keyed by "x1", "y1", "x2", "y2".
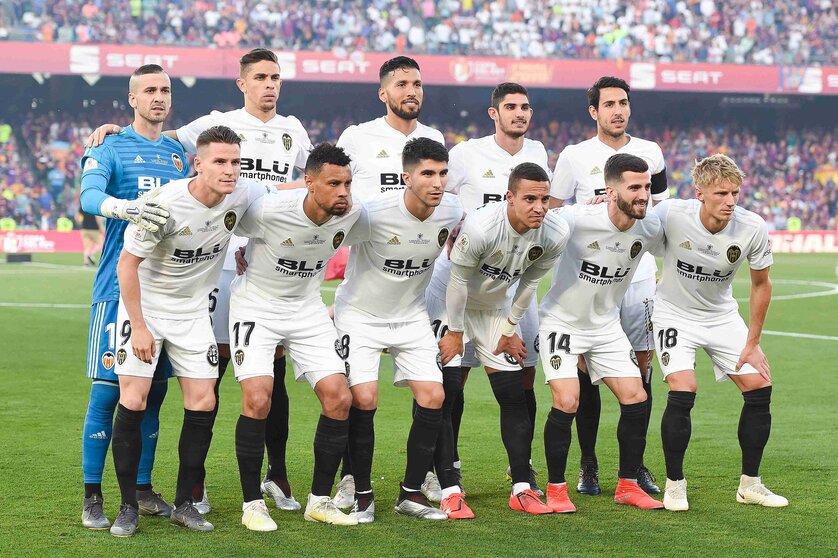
[
  {"x1": 460, "y1": 308, "x2": 525, "y2": 372},
  {"x1": 538, "y1": 316, "x2": 639, "y2": 385},
  {"x1": 115, "y1": 301, "x2": 218, "y2": 380},
  {"x1": 619, "y1": 276, "x2": 656, "y2": 352},
  {"x1": 229, "y1": 291, "x2": 347, "y2": 389},
  {"x1": 210, "y1": 269, "x2": 235, "y2": 345},
  {"x1": 425, "y1": 293, "x2": 539, "y2": 369},
  {"x1": 335, "y1": 306, "x2": 442, "y2": 388},
  {"x1": 653, "y1": 306, "x2": 757, "y2": 382}
]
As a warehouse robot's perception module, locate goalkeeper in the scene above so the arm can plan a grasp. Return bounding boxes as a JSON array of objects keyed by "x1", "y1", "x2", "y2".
[{"x1": 78, "y1": 64, "x2": 190, "y2": 530}]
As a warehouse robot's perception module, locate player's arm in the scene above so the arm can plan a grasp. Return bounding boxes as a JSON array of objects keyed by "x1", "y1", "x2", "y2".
[
  {"x1": 549, "y1": 149, "x2": 575, "y2": 208},
  {"x1": 440, "y1": 261, "x2": 472, "y2": 365},
  {"x1": 736, "y1": 267, "x2": 772, "y2": 381},
  {"x1": 116, "y1": 249, "x2": 154, "y2": 363}
]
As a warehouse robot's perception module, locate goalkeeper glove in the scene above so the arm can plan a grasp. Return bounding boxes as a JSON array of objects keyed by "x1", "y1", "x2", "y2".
[{"x1": 99, "y1": 187, "x2": 170, "y2": 232}]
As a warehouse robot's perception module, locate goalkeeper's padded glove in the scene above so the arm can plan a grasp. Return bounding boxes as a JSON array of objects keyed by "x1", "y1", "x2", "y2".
[{"x1": 99, "y1": 187, "x2": 169, "y2": 232}]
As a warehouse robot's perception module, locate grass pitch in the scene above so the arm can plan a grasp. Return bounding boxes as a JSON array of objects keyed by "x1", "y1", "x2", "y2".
[{"x1": 1, "y1": 253, "x2": 837, "y2": 557}]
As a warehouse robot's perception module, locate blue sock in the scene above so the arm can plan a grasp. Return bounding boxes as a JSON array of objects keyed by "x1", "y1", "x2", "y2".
[
  {"x1": 82, "y1": 382, "x2": 120, "y2": 485},
  {"x1": 137, "y1": 380, "x2": 168, "y2": 486}
]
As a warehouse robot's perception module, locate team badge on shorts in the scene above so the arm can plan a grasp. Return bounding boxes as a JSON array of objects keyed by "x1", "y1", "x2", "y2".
[
  {"x1": 436, "y1": 353, "x2": 443, "y2": 371},
  {"x1": 223, "y1": 211, "x2": 237, "y2": 231},
  {"x1": 527, "y1": 245, "x2": 544, "y2": 262},
  {"x1": 533, "y1": 334, "x2": 540, "y2": 353},
  {"x1": 234, "y1": 349, "x2": 245, "y2": 366},
  {"x1": 116, "y1": 349, "x2": 127, "y2": 365},
  {"x1": 335, "y1": 335, "x2": 350, "y2": 360},
  {"x1": 630, "y1": 240, "x2": 643, "y2": 259},
  {"x1": 102, "y1": 352, "x2": 115, "y2": 370},
  {"x1": 282, "y1": 133, "x2": 293, "y2": 151},
  {"x1": 333, "y1": 230, "x2": 345, "y2": 249},
  {"x1": 171, "y1": 153, "x2": 184, "y2": 173},
  {"x1": 504, "y1": 353, "x2": 518, "y2": 366},
  {"x1": 207, "y1": 345, "x2": 219, "y2": 366},
  {"x1": 661, "y1": 352, "x2": 670, "y2": 366},
  {"x1": 437, "y1": 228, "x2": 449, "y2": 248},
  {"x1": 727, "y1": 244, "x2": 742, "y2": 264},
  {"x1": 344, "y1": 361, "x2": 351, "y2": 376},
  {"x1": 630, "y1": 350, "x2": 639, "y2": 367},
  {"x1": 550, "y1": 354, "x2": 562, "y2": 370}
]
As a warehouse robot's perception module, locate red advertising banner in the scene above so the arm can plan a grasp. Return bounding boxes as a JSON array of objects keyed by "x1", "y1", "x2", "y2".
[
  {"x1": 1, "y1": 230, "x2": 84, "y2": 253},
  {"x1": 769, "y1": 231, "x2": 838, "y2": 254},
  {"x1": 0, "y1": 42, "x2": 836, "y2": 95}
]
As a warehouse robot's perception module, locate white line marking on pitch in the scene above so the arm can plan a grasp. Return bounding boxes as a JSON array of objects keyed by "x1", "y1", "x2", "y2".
[
  {"x1": 734, "y1": 279, "x2": 838, "y2": 301},
  {"x1": 762, "y1": 330, "x2": 838, "y2": 341},
  {"x1": 0, "y1": 302, "x2": 89, "y2": 308}
]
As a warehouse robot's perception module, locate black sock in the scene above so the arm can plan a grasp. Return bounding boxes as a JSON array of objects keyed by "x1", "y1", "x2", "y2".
[
  {"x1": 135, "y1": 483, "x2": 152, "y2": 491},
  {"x1": 84, "y1": 483, "x2": 102, "y2": 499},
  {"x1": 642, "y1": 373, "x2": 653, "y2": 440},
  {"x1": 311, "y1": 414, "x2": 349, "y2": 497},
  {"x1": 576, "y1": 368, "x2": 600, "y2": 467},
  {"x1": 112, "y1": 404, "x2": 145, "y2": 508},
  {"x1": 451, "y1": 386, "x2": 465, "y2": 463},
  {"x1": 435, "y1": 366, "x2": 462, "y2": 489},
  {"x1": 404, "y1": 404, "x2": 443, "y2": 490},
  {"x1": 196, "y1": 357, "x2": 228, "y2": 489},
  {"x1": 524, "y1": 388, "x2": 537, "y2": 444},
  {"x1": 488, "y1": 369, "x2": 531, "y2": 484},
  {"x1": 544, "y1": 407, "x2": 575, "y2": 484},
  {"x1": 347, "y1": 407, "x2": 376, "y2": 493},
  {"x1": 174, "y1": 409, "x2": 215, "y2": 507},
  {"x1": 617, "y1": 401, "x2": 647, "y2": 479},
  {"x1": 661, "y1": 391, "x2": 695, "y2": 480},
  {"x1": 739, "y1": 386, "x2": 772, "y2": 477},
  {"x1": 266, "y1": 356, "x2": 289, "y2": 482},
  {"x1": 339, "y1": 446, "x2": 353, "y2": 478},
  {"x1": 236, "y1": 415, "x2": 266, "y2": 502}
]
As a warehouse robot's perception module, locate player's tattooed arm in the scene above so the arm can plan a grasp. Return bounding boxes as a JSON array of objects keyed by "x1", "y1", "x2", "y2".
[
  {"x1": 737, "y1": 266, "x2": 772, "y2": 381},
  {"x1": 116, "y1": 250, "x2": 155, "y2": 364}
]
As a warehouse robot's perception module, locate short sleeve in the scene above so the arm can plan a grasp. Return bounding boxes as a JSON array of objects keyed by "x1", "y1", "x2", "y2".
[
  {"x1": 122, "y1": 220, "x2": 166, "y2": 258},
  {"x1": 449, "y1": 218, "x2": 487, "y2": 268},
  {"x1": 445, "y1": 143, "x2": 467, "y2": 194},
  {"x1": 550, "y1": 148, "x2": 576, "y2": 200},
  {"x1": 343, "y1": 201, "x2": 371, "y2": 245},
  {"x1": 236, "y1": 192, "x2": 267, "y2": 239},
  {"x1": 748, "y1": 221, "x2": 773, "y2": 270},
  {"x1": 293, "y1": 120, "x2": 313, "y2": 170},
  {"x1": 336, "y1": 127, "x2": 358, "y2": 175},
  {"x1": 176, "y1": 113, "x2": 218, "y2": 154},
  {"x1": 80, "y1": 144, "x2": 113, "y2": 182}
]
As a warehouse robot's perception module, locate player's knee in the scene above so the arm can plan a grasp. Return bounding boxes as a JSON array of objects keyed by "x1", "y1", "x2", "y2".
[
  {"x1": 119, "y1": 391, "x2": 148, "y2": 411},
  {"x1": 617, "y1": 383, "x2": 647, "y2": 405},
  {"x1": 555, "y1": 393, "x2": 579, "y2": 413},
  {"x1": 243, "y1": 389, "x2": 272, "y2": 419},
  {"x1": 324, "y1": 388, "x2": 353, "y2": 417},
  {"x1": 416, "y1": 384, "x2": 445, "y2": 409},
  {"x1": 351, "y1": 387, "x2": 377, "y2": 411},
  {"x1": 666, "y1": 372, "x2": 697, "y2": 393}
]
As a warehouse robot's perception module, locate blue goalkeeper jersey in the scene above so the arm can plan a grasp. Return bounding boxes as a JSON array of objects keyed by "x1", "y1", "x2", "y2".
[{"x1": 80, "y1": 125, "x2": 189, "y2": 303}]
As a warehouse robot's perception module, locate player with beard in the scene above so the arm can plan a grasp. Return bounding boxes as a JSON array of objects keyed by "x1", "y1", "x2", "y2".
[
  {"x1": 425, "y1": 82, "x2": 550, "y2": 494},
  {"x1": 438, "y1": 163, "x2": 569, "y2": 515},
  {"x1": 110, "y1": 126, "x2": 264, "y2": 536},
  {"x1": 229, "y1": 144, "x2": 361, "y2": 529},
  {"x1": 539, "y1": 154, "x2": 665, "y2": 513},
  {"x1": 549, "y1": 77, "x2": 669, "y2": 496},
  {"x1": 87, "y1": 48, "x2": 311, "y2": 514},
  {"x1": 332, "y1": 56, "x2": 447, "y2": 507},
  {"x1": 79, "y1": 64, "x2": 189, "y2": 530},
  {"x1": 652, "y1": 154, "x2": 786, "y2": 511}
]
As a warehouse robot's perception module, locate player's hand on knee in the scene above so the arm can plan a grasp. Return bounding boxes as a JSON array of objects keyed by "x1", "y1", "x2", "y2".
[
  {"x1": 131, "y1": 326, "x2": 156, "y2": 364},
  {"x1": 235, "y1": 246, "x2": 249, "y2": 275},
  {"x1": 111, "y1": 188, "x2": 170, "y2": 232},
  {"x1": 494, "y1": 333, "x2": 526, "y2": 368},
  {"x1": 736, "y1": 343, "x2": 770, "y2": 382},
  {"x1": 439, "y1": 331, "x2": 464, "y2": 366},
  {"x1": 84, "y1": 123, "x2": 122, "y2": 148}
]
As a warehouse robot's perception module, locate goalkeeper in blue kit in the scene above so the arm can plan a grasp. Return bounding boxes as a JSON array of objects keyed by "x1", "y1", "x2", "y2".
[{"x1": 79, "y1": 64, "x2": 189, "y2": 529}]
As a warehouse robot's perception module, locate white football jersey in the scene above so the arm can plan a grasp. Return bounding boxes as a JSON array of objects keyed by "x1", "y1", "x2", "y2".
[
  {"x1": 336, "y1": 117, "x2": 445, "y2": 201},
  {"x1": 449, "y1": 201, "x2": 569, "y2": 311},
  {"x1": 233, "y1": 188, "x2": 362, "y2": 303},
  {"x1": 447, "y1": 135, "x2": 551, "y2": 213},
  {"x1": 122, "y1": 178, "x2": 264, "y2": 319},
  {"x1": 177, "y1": 108, "x2": 313, "y2": 271},
  {"x1": 541, "y1": 203, "x2": 664, "y2": 330},
  {"x1": 653, "y1": 199, "x2": 773, "y2": 319},
  {"x1": 551, "y1": 134, "x2": 668, "y2": 283},
  {"x1": 335, "y1": 191, "x2": 463, "y2": 322}
]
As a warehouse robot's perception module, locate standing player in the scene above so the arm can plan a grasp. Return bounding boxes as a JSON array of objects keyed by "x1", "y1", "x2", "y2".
[
  {"x1": 332, "y1": 55, "x2": 446, "y2": 506},
  {"x1": 426, "y1": 82, "x2": 550, "y2": 492},
  {"x1": 87, "y1": 48, "x2": 311, "y2": 512},
  {"x1": 539, "y1": 154, "x2": 665, "y2": 513},
  {"x1": 334, "y1": 138, "x2": 465, "y2": 522},
  {"x1": 652, "y1": 154, "x2": 787, "y2": 511},
  {"x1": 79, "y1": 207, "x2": 103, "y2": 266},
  {"x1": 79, "y1": 64, "x2": 189, "y2": 529},
  {"x1": 438, "y1": 163, "x2": 569, "y2": 515},
  {"x1": 550, "y1": 76, "x2": 669, "y2": 495},
  {"x1": 110, "y1": 126, "x2": 262, "y2": 537},
  {"x1": 228, "y1": 143, "x2": 361, "y2": 530}
]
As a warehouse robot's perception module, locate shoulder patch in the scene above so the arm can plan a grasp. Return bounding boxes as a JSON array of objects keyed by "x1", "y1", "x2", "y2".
[{"x1": 83, "y1": 158, "x2": 98, "y2": 171}]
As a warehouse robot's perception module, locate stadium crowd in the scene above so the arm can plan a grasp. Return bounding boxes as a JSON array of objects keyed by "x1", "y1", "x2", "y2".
[
  {"x1": 2, "y1": 110, "x2": 835, "y2": 231},
  {"x1": 1, "y1": 0, "x2": 834, "y2": 65}
]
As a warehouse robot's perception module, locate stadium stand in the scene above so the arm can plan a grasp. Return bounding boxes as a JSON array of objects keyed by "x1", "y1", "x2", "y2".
[
  {"x1": 1, "y1": 0, "x2": 834, "y2": 64},
  {"x1": 2, "y1": 110, "x2": 834, "y2": 230}
]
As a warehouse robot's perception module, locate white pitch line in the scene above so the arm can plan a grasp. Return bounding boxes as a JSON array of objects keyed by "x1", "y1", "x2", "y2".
[
  {"x1": 762, "y1": 330, "x2": 838, "y2": 341},
  {"x1": 734, "y1": 279, "x2": 838, "y2": 302},
  {"x1": 0, "y1": 302, "x2": 89, "y2": 308}
]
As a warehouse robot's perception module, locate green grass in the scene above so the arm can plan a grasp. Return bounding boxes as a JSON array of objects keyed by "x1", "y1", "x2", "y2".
[{"x1": 1, "y1": 253, "x2": 837, "y2": 557}]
